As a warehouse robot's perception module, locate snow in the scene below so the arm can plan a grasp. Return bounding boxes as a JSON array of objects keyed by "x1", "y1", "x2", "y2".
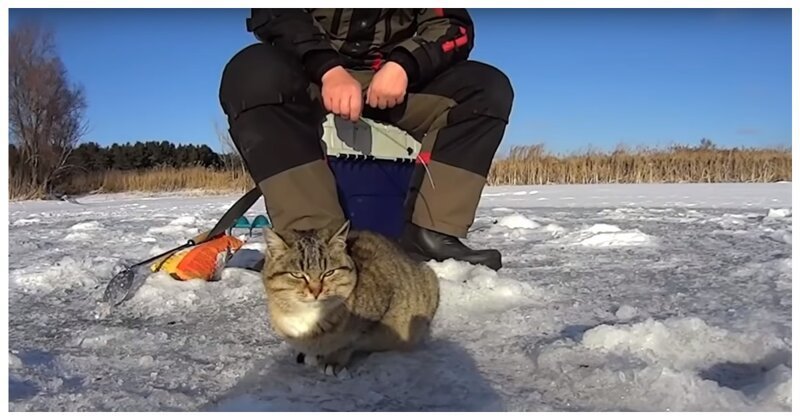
[
  {"x1": 478, "y1": 183, "x2": 790, "y2": 209},
  {"x1": 534, "y1": 317, "x2": 791, "y2": 411},
  {"x1": 7, "y1": 183, "x2": 792, "y2": 411},
  {"x1": 575, "y1": 230, "x2": 655, "y2": 247},
  {"x1": 69, "y1": 221, "x2": 103, "y2": 231},
  {"x1": 614, "y1": 304, "x2": 639, "y2": 320},
  {"x1": 497, "y1": 213, "x2": 540, "y2": 229},
  {"x1": 12, "y1": 218, "x2": 41, "y2": 226},
  {"x1": 169, "y1": 216, "x2": 198, "y2": 225},
  {"x1": 767, "y1": 208, "x2": 791, "y2": 218}
]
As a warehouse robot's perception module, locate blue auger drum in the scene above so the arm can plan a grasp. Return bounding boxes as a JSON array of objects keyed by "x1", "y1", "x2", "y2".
[{"x1": 321, "y1": 116, "x2": 420, "y2": 239}]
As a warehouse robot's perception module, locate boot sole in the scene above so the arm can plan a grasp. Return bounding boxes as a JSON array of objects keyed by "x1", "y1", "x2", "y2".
[{"x1": 400, "y1": 241, "x2": 502, "y2": 271}]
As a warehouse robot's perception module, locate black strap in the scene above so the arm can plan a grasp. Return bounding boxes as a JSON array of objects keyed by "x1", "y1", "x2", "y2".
[{"x1": 206, "y1": 186, "x2": 263, "y2": 239}]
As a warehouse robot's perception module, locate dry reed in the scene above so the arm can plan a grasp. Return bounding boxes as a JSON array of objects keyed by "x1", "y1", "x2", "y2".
[
  {"x1": 488, "y1": 144, "x2": 791, "y2": 185},
  {"x1": 9, "y1": 145, "x2": 791, "y2": 200},
  {"x1": 62, "y1": 166, "x2": 253, "y2": 195}
]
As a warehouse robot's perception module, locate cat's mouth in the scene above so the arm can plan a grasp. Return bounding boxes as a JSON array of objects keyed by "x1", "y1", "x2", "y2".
[{"x1": 300, "y1": 295, "x2": 343, "y2": 307}]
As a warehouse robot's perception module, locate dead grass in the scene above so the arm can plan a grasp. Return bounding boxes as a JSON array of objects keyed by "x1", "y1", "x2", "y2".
[
  {"x1": 9, "y1": 180, "x2": 45, "y2": 201},
  {"x1": 60, "y1": 166, "x2": 253, "y2": 195},
  {"x1": 9, "y1": 145, "x2": 791, "y2": 200},
  {"x1": 488, "y1": 144, "x2": 791, "y2": 185}
]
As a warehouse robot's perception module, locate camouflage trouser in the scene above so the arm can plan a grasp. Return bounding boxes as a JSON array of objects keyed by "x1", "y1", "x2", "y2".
[{"x1": 219, "y1": 43, "x2": 513, "y2": 238}]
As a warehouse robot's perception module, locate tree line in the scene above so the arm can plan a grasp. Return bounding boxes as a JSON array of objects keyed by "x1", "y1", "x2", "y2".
[
  {"x1": 9, "y1": 139, "x2": 238, "y2": 197},
  {"x1": 18, "y1": 140, "x2": 227, "y2": 172}
]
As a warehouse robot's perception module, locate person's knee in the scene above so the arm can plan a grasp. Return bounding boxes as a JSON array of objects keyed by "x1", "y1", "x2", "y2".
[
  {"x1": 219, "y1": 43, "x2": 307, "y2": 118},
  {"x1": 466, "y1": 61, "x2": 514, "y2": 121}
]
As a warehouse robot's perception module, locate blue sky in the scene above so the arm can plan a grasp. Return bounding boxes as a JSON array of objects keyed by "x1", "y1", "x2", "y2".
[{"x1": 9, "y1": 8, "x2": 791, "y2": 155}]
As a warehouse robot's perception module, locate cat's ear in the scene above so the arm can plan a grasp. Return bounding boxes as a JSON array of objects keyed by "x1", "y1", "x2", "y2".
[
  {"x1": 328, "y1": 220, "x2": 350, "y2": 248},
  {"x1": 264, "y1": 228, "x2": 288, "y2": 257}
]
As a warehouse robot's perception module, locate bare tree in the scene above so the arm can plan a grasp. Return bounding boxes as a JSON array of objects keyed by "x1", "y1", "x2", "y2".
[
  {"x1": 214, "y1": 120, "x2": 248, "y2": 179},
  {"x1": 9, "y1": 20, "x2": 87, "y2": 198}
]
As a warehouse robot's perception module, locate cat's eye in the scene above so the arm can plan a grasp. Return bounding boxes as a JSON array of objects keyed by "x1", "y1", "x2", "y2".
[
  {"x1": 289, "y1": 272, "x2": 306, "y2": 280},
  {"x1": 322, "y1": 266, "x2": 349, "y2": 278}
]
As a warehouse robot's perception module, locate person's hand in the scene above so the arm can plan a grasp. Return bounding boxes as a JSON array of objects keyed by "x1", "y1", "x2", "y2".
[
  {"x1": 366, "y1": 61, "x2": 408, "y2": 110},
  {"x1": 321, "y1": 66, "x2": 363, "y2": 122}
]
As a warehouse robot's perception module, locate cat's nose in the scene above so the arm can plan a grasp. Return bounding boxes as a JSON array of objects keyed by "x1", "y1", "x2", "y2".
[{"x1": 308, "y1": 283, "x2": 322, "y2": 299}]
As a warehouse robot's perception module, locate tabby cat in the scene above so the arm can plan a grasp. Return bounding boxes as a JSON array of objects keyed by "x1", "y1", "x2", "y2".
[{"x1": 261, "y1": 221, "x2": 440, "y2": 377}]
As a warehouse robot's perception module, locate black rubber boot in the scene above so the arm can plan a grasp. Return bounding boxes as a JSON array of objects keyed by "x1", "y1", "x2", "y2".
[{"x1": 399, "y1": 223, "x2": 502, "y2": 271}]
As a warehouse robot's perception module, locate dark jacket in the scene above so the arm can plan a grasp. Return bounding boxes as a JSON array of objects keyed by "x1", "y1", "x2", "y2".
[{"x1": 246, "y1": 8, "x2": 474, "y2": 87}]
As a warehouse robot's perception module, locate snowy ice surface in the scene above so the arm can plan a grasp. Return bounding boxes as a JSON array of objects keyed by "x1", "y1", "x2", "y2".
[
  {"x1": 497, "y1": 213, "x2": 541, "y2": 229},
  {"x1": 8, "y1": 183, "x2": 792, "y2": 411}
]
